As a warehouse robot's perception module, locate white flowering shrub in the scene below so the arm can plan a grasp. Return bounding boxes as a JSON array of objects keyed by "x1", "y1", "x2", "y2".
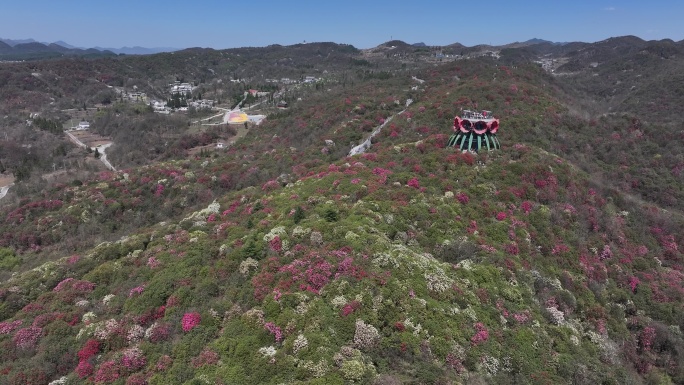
[
  {"x1": 331, "y1": 296, "x2": 348, "y2": 308},
  {"x1": 263, "y1": 226, "x2": 287, "y2": 242},
  {"x1": 345, "y1": 231, "x2": 359, "y2": 241},
  {"x1": 258, "y1": 346, "x2": 277, "y2": 358},
  {"x1": 102, "y1": 294, "x2": 115, "y2": 305},
  {"x1": 545, "y1": 306, "x2": 565, "y2": 325},
  {"x1": 75, "y1": 299, "x2": 90, "y2": 308},
  {"x1": 425, "y1": 270, "x2": 454, "y2": 293},
  {"x1": 127, "y1": 324, "x2": 145, "y2": 344},
  {"x1": 310, "y1": 231, "x2": 323, "y2": 246},
  {"x1": 456, "y1": 259, "x2": 474, "y2": 271},
  {"x1": 239, "y1": 258, "x2": 259, "y2": 276},
  {"x1": 546, "y1": 307, "x2": 565, "y2": 325},
  {"x1": 353, "y1": 320, "x2": 379, "y2": 350},
  {"x1": 82, "y1": 311, "x2": 96, "y2": 324},
  {"x1": 293, "y1": 334, "x2": 309, "y2": 355},
  {"x1": 481, "y1": 355, "x2": 500, "y2": 376},
  {"x1": 292, "y1": 226, "x2": 311, "y2": 238}
]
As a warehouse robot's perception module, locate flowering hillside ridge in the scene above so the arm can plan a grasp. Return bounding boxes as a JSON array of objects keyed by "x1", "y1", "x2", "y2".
[{"x1": 0, "y1": 139, "x2": 682, "y2": 384}]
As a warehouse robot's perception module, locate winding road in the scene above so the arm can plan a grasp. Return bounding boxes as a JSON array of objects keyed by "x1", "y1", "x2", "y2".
[
  {"x1": 349, "y1": 99, "x2": 413, "y2": 156},
  {"x1": 65, "y1": 130, "x2": 116, "y2": 172}
]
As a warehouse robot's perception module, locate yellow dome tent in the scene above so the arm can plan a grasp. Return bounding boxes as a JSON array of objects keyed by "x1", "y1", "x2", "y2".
[{"x1": 227, "y1": 110, "x2": 248, "y2": 124}]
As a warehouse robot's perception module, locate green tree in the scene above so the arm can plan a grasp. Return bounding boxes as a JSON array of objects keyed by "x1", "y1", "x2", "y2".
[
  {"x1": 0, "y1": 247, "x2": 19, "y2": 270},
  {"x1": 323, "y1": 207, "x2": 339, "y2": 222},
  {"x1": 293, "y1": 206, "x2": 305, "y2": 224}
]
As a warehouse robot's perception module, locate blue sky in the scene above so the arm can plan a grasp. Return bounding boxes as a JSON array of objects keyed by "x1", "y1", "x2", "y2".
[{"x1": 1, "y1": 0, "x2": 683, "y2": 49}]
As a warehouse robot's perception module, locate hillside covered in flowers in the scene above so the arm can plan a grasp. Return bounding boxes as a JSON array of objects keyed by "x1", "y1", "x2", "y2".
[{"x1": 0, "y1": 48, "x2": 683, "y2": 385}]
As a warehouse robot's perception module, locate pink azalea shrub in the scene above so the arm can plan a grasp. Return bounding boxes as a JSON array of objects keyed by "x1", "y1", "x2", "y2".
[
  {"x1": 53, "y1": 278, "x2": 95, "y2": 292},
  {"x1": 191, "y1": 348, "x2": 220, "y2": 368},
  {"x1": 121, "y1": 347, "x2": 147, "y2": 371},
  {"x1": 181, "y1": 312, "x2": 201, "y2": 332},
  {"x1": 640, "y1": 326, "x2": 656, "y2": 352},
  {"x1": 264, "y1": 322, "x2": 283, "y2": 343},
  {"x1": 129, "y1": 285, "x2": 145, "y2": 297},
  {"x1": 13, "y1": 326, "x2": 42, "y2": 349},
  {"x1": 147, "y1": 257, "x2": 161, "y2": 268},
  {"x1": 513, "y1": 311, "x2": 531, "y2": 324},
  {"x1": 471, "y1": 323, "x2": 489, "y2": 345},
  {"x1": 0, "y1": 319, "x2": 22, "y2": 334}
]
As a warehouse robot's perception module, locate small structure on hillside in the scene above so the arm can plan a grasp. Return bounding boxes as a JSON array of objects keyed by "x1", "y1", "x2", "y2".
[{"x1": 447, "y1": 109, "x2": 500, "y2": 151}]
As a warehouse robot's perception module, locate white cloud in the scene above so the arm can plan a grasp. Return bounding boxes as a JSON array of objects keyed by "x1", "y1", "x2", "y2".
[{"x1": 603, "y1": 6, "x2": 616, "y2": 11}]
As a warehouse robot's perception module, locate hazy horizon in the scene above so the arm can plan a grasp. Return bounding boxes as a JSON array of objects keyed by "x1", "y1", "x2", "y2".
[{"x1": 1, "y1": 0, "x2": 683, "y2": 50}]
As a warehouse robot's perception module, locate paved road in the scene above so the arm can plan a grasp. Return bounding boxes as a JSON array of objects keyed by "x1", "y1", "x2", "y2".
[{"x1": 0, "y1": 185, "x2": 11, "y2": 200}]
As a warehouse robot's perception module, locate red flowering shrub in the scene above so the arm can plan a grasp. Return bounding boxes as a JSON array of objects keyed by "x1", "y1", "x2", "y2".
[
  {"x1": 269, "y1": 236, "x2": 282, "y2": 253},
  {"x1": 78, "y1": 339, "x2": 100, "y2": 361},
  {"x1": 125, "y1": 373, "x2": 148, "y2": 385},
  {"x1": 191, "y1": 348, "x2": 220, "y2": 368},
  {"x1": 94, "y1": 360, "x2": 120, "y2": 383},
  {"x1": 407, "y1": 177, "x2": 420, "y2": 189},
  {"x1": 75, "y1": 360, "x2": 94, "y2": 378},
  {"x1": 456, "y1": 192, "x2": 469, "y2": 204},
  {"x1": 340, "y1": 300, "x2": 361, "y2": 317},
  {"x1": 446, "y1": 353, "x2": 465, "y2": 373}
]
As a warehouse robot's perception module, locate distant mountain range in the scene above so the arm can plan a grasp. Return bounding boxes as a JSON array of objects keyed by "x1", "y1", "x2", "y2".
[{"x1": 0, "y1": 37, "x2": 180, "y2": 60}]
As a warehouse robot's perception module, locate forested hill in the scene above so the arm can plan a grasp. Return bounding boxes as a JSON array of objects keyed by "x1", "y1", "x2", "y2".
[{"x1": 0, "y1": 37, "x2": 682, "y2": 384}]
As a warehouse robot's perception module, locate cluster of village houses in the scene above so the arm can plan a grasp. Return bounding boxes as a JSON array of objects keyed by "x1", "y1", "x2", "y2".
[
  {"x1": 75, "y1": 75, "x2": 319, "y2": 118},
  {"x1": 264, "y1": 76, "x2": 318, "y2": 84}
]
